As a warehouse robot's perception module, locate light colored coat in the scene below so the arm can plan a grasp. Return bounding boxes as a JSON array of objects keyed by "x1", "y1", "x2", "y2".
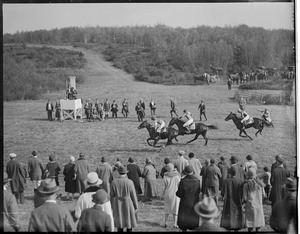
[
  {"x1": 174, "y1": 156, "x2": 189, "y2": 176},
  {"x1": 142, "y1": 163, "x2": 158, "y2": 199},
  {"x1": 74, "y1": 157, "x2": 90, "y2": 194},
  {"x1": 162, "y1": 171, "x2": 181, "y2": 214},
  {"x1": 96, "y1": 162, "x2": 113, "y2": 194}
]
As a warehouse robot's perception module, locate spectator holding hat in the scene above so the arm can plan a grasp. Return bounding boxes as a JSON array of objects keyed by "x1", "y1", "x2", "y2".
[
  {"x1": 127, "y1": 157, "x2": 142, "y2": 197},
  {"x1": 243, "y1": 155, "x2": 257, "y2": 172},
  {"x1": 176, "y1": 165, "x2": 201, "y2": 231},
  {"x1": 205, "y1": 159, "x2": 222, "y2": 205},
  {"x1": 142, "y1": 158, "x2": 158, "y2": 202},
  {"x1": 96, "y1": 157, "x2": 113, "y2": 194},
  {"x1": 63, "y1": 155, "x2": 77, "y2": 200},
  {"x1": 28, "y1": 151, "x2": 44, "y2": 194},
  {"x1": 74, "y1": 172, "x2": 114, "y2": 230},
  {"x1": 3, "y1": 177, "x2": 21, "y2": 232},
  {"x1": 220, "y1": 166, "x2": 244, "y2": 231},
  {"x1": 77, "y1": 189, "x2": 113, "y2": 232},
  {"x1": 45, "y1": 154, "x2": 61, "y2": 186},
  {"x1": 193, "y1": 197, "x2": 221, "y2": 232},
  {"x1": 6, "y1": 153, "x2": 26, "y2": 204},
  {"x1": 162, "y1": 163, "x2": 181, "y2": 228},
  {"x1": 174, "y1": 150, "x2": 189, "y2": 176},
  {"x1": 270, "y1": 178, "x2": 298, "y2": 233},
  {"x1": 269, "y1": 155, "x2": 291, "y2": 207},
  {"x1": 110, "y1": 165, "x2": 138, "y2": 232},
  {"x1": 242, "y1": 167, "x2": 265, "y2": 232},
  {"x1": 74, "y1": 152, "x2": 91, "y2": 195},
  {"x1": 188, "y1": 152, "x2": 202, "y2": 179},
  {"x1": 28, "y1": 179, "x2": 75, "y2": 232},
  {"x1": 160, "y1": 158, "x2": 171, "y2": 179},
  {"x1": 229, "y1": 156, "x2": 245, "y2": 182}
]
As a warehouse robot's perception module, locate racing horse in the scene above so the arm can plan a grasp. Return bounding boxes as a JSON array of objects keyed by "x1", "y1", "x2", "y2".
[
  {"x1": 225, "y1": 112, "x2": 273, "y2": 140},
  {"x1": 194, "y1": 73, "x2": 210, "y2": 85},
  {"x1": 138, "y1": 120, "x2": 179, "y2": 147},
  {"x1": 168, "y1": 117, "x2": 218, "y2": 145}
]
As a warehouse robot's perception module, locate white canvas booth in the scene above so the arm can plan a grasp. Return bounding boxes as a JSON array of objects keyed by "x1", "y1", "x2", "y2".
[{"x1": 60, "y1": 99, "x2": 82, "y2": 120}]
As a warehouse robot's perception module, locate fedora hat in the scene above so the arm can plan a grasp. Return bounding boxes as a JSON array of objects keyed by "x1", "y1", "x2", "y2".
[
  {"x1": 9, "y1": 153, "x2": 17, "y2": 158},
  {"x1": 92, "y1": 189, "x2": 110, "y2": 204},
  {"x1": 230, "y1": 156, "x2": 238, "y2": 163},
  {"x1": 4, "y1": 177, "x2": 12, "y2": 184},
  {"x1": 38, "y1": 179, "x2": 60, "y2": 195},
  {"x1": 118, "y1": 165, "x2": 128, "y2": 174},
  {"x1": 282, "y1": 178, "x2": 297, "y2": 191},
  {"x1": 32, "y1": 151, "x2": 37, "y2": 156},
  {"x1": 194, "y1": 197, "x2": 220, "y2": 218},
  {"x1": 84, "y1": 172, "x2": 102, "y2": 187},
  {"x1": 183, "y1": 165, "x2": 194, "y2": 176},
  {"x1": 178, "y1": 150, "x2": 185, "y2": 156}
]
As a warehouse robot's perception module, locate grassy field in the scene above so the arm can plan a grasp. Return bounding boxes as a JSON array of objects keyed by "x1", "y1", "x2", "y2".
[{"x1": 3, "y1": 44, "x2": 296, "y2": 232}]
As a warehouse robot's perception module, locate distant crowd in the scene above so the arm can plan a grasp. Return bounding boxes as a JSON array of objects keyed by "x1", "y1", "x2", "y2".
[{"x1": 4, "y1": 150, "x2": 297, "y2": 232}]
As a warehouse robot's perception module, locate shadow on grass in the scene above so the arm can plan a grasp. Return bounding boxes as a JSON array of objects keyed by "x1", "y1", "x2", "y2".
[
  {"x1": 30, "y1": 118, "x2": 52, "y2": 121},
  {"x1": 209, "y1": 137, "x2": 248, "y2": 141},
  {"x1": 138, "y1": 220, "x2": 162, "y2": 227},
  {"x1": 103, "y1": 148, "x2": 159, "y2": 153}
]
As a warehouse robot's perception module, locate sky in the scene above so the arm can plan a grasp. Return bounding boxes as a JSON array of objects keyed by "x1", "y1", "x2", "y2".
[{"x1": 3, "y1": 2, "x2": 294, "y2": 34}]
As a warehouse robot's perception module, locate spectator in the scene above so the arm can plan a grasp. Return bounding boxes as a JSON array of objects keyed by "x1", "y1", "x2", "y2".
[
  {"x1": 121, "y1": 98, "x2": 129, "y2": 118},
  {"x1": 205, "y1": 159, "x2": 222, "y2": 205},
  {"x1": 243, "y1": 154, "x2": 257, "y2": 172},
  {"x1": 170, "y1": 98, "x2": 178, "y2": 118},
  {"x1": 174, "y1": 150, "x2": 189, "y2": 176},
  {"x1": 110, "y1": 166, "x2": 138, "y2": 232},
  {"x1": 45, "y1": 99, "x2": 54, "y2": 121},
  {"x1": 45, "y1": 154, "x2": 61, "y2": 186},
  {"x1": 193, "y1": 197, "x2": 221, "y2": 232},
  {"x1": 229, "y1": 156, "x2": 245, "y2": 182},
  {"x1": 6, "y1": 153, "x2": 26, "y2": 204},
  {"x1": 227, "y1": 77, "x2": 232, "y2": 90},
  {"x1": 127, "y1": 157, "x2": 142, "y2": 198},
  {"x1": 74, "y1": 153, "x2": 91, "y2": 195},
  {"x1": 103, "y1": 98, "x2": 110, "y2": 120},
  {"x1": 142, "y1": 158, "x2": 158, "y2": 202},
  {"x1": 74, "y1": 172, "x2": 114, "y2": 231},
  {"x1": 269, "y1": 156, "x2": 290, "y2": 207},
  {"x1": 77, "y1": 189, "x2": 113, "y2": 232},
  {"x1": 63, "y1": 155, "x2": 77, "y2": 200},
  {"x1": 217, "y1": 156, "x2": 230, "y2": 191},
  {"x1": 28, "y1": 179, "x2": 75, "y2": 232},
  {"x1": 112, "y1": 161, "x2": 121, "y2": 179},
  {"x1": 198, "y1": 100, "x2": 207, "y2": 121},
  {"x1": 3, "y1": 178, "x2": 21, "y2": 232},
  {"x1": 271, "y1": 154, "x2": 287, "y2": 175},
  {"x1": 220, "y1": 167, "x2": 244, "y2": 231},
  {"x1": 270, "y1": 178, "x2": 297, "y2": 233},
  {"x1": 96, "y1": 157, "x2": 113, "y2": 194},
  {"x1": 188, "y1": 152, "x2": 202, "y2": 179},
  {"x1": 176, "y1": 165, "x2": 201, "y2": 231},
  {"x1": 54, "y1": 101, "x2": 61, "y2": 121},
  {"x1": 242, "y1": 167, "x2": 265, "y2": 232},
  {"x1": 149, "y1": 99, "x2": 157, "y2": 116},
  {"x1": 200, "y1": 159, "x2": 209, "y2": 198},
  {"x1": 28, "y1": 151, "x2": 44, "y2": 194},
  {"x1": 257, "y1": 166, "x2": 271, "y2": 202},
  {"x1": 111, "y1": 100, "x2": 118, "y2": 118},
  {"x1": 162, "y1": 163, "x2": 181, "y2": 228},
  {"x1": 160, "y1": 158, "x2": 171, "y2": 179}
]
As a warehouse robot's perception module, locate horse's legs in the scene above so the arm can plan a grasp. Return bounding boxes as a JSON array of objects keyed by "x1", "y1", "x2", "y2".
[
  {"x1": 243, "y1": 130, "x2": 253, "y2": 140},
  {"x1": 146, "y1": 138, "x2": 153, "y2": 146},
  {"x1": 186, "y1": 133, "x2": 201, "y2": 144}
]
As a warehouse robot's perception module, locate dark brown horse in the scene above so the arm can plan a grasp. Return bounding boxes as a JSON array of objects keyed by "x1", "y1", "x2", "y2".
[
  {"x1": 138, "y1": 120, "x2": 179, "y2": 147},
  {"x1": 168, "y1": 118, "x2": 217, "y2": 145},
  {"x1": 225, "y1": 112, "x2": 273, "y2": 140},
  {"x1": 194, "y1": 73, "x2": 210, "y2": 85}
]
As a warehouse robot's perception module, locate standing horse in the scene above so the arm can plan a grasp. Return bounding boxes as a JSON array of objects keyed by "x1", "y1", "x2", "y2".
[
  {"x1": 229, "y1": 73, "x2": 241, "y2": 85},
  {"x1": 138, "y1": 120, "x2": 179, "y2": 147},
  {"x1": 194, "y1": 73, "x2": 210, "y2": 85},
  {"x1": 168, "y1": 118, "x2": 217, "y2": 145},
  {"x1": 225, "y1": 112, "x2": 273, "y2": 140}
]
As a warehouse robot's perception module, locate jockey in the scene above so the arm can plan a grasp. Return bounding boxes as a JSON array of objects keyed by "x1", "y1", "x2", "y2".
[
  {"x1": 238, "y1": 96, "x2": 246, "y2": 116},
  {"x1": 258, "y1": 108, "x2": 272, "y2": 123},
  {"x1": 240, "y1": 110, "x2": 250, "y2": 129},
  {"x1": 151, "y1": 116, "x2": 166, "y2": 137},
  {"x1": 180, "y1": 109, "x2": 194, "y2": 133}
]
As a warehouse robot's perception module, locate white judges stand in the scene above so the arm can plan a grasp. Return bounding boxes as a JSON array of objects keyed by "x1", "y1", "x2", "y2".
[{"x1": 60, "y1": 99, "x2": 83, "y2": 121}]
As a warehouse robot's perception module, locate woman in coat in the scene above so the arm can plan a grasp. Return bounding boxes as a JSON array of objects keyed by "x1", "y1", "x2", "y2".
[
  {"x1": 220, "y1": 166, "x2": 244, "y2": 231},
  {"x1": 243, "y1": 167, "x2": 265, "y2": 232},
  {"x1": 127, "y1": 157, "x2": 142, "y2": 197},
  {"x1": 142, "y1": 158, "x2": 158, "y2": 202},
  {"x1": 63, "y1": 156, "x2": 77, "y2": 200},
  {"x1": 74, "y1": 153, "x2": 91, "y2": 194},
  {"x1": 162, "y1": 163, "x2": 181, "y2": 228},
  {"x1": 176, "y1": 165, "x2": 201, "y2": 231}
]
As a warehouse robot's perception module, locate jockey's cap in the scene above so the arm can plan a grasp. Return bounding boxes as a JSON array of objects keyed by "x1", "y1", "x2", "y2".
[
  {"x1": 151, "y1": 116, "x2": 156, "y2": 121},
  {"x1": 183, "y1": 109, "x2": 187, "y2": 113}
]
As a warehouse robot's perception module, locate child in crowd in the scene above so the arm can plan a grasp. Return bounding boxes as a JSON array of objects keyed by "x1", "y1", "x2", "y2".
[{"x1": 45, "y1": 154, "x2": 61, "y2": 186}]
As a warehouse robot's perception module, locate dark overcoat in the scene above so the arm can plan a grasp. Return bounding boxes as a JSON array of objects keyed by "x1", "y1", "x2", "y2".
[
  {"x1": 127, "y1": 163, "x2": 142, "y2": 195},
  {"x1": 6, "y1": 159, "x2": 26, "y2": 193},
  {"x1": 269, "y1": 167, "x2": 290, "y2": 205},
  {"x1": 28, "y1": 156, "x2": 44, "y2": 181},
  {"x1": 176, "y1": 174, "x2": 201, "y2": 231},
  {"x1": 74, "y1": 157, "x2": 91, "y2": 194},
  {"x1": 63, "y1": 162, "x2": 76, "y2": 193}
]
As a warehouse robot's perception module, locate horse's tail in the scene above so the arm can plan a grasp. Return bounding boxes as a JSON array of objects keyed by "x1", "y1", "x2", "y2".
[{"x1": 206, "y1": 125, "x2": 218, "y2": 130}]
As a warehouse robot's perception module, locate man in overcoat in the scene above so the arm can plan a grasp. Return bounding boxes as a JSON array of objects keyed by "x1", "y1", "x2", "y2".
[
  {"x1": 103, "y1": 98, "x2": 111, "y2": 119},
  {"x1": 28, "y1": 151, "x2": 44, "y2": 194},
  {"x1": 28, "y1": 179, "x2": 75, "y2": 232},
  {"x1": 229, "y1": 156, "x2": 245, "y2": 182},
  {"x1": 74, "y1": 153, "x2": 91, "y2": 194},
  {"x1": 127, "y1": 157, "x2": 142, "y2": 197},
  {"x1": 205, "y1": 159, "x2": 222, "y2": 205},
  {"x1": 45, "y1": 99, "x2": 54, "y2": 121},
  {"x1": 174, "y1": 150, "x2": 189, "y2": 176},
  {"x1": 110, "y1": 166, "x2": 138, "y2": 232},
  {"x1": 6, "y1": 153, "x2": 26, "y2": 204},
  {"x1": 96, "y1": 157, "x2": 113, "y2": 194},
  {"x1": 142, "y1": 158, "x2": 158, "y2": 202}
]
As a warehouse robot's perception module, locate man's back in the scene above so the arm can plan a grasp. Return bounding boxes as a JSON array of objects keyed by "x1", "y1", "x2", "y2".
[
  {"x1": 206, "y1": 165, "x2": 221, "y2": 187},
  {"x1": 174, "y1": 157, "x2": 189, "y2": 175},
  {"x1": 188, "y1": 158, "x2": 202, "y2": 178},
  {"x1": 28, "y1": 157, "x2": 43, "y2": 180}
]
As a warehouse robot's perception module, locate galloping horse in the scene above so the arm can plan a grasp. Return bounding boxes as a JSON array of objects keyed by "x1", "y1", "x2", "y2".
[
  {"x1": 138, "y1": 120, "x2": 179, "y2": 147},
  {"x1": 168, "y1": 118, "x2": 218, "y2": 145},
  {"x1": 194, "y1": 73, "x2": 210, "y2": 85},
  {"x1": 225, "y1": 112, "x2": 273, "y2": 140}
]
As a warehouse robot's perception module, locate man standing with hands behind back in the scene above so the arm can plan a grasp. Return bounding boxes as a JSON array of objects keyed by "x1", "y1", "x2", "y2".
[{"x1": 46, "y1": 99, "x2": 54, "y2": 121}]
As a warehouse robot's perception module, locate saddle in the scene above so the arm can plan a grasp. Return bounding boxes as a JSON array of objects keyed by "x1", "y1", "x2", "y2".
[
  {"x1": 245, "y1": 118, "x2": 254, "y2": 125},
  {"x1": 189, "y1": 122, "x2": 196, "y2": 130}
]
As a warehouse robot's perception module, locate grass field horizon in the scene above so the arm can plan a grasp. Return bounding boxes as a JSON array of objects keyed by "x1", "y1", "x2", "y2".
[{"x1": 3, "y1": 44, "x2": 296, "y2": 232}]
